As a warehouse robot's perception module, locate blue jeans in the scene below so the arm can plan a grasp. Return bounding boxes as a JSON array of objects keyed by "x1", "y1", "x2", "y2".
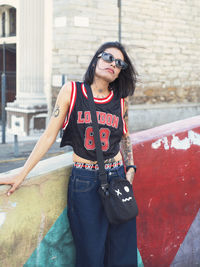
[{"x1": 67, "y1": 165, "x2": 138, "y2": 267}]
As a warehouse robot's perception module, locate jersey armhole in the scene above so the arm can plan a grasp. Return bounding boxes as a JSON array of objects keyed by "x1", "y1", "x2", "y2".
[
  {"x1": 62, "y1": 81, "x2": 77, "y2": 130},
  {"x1": 121, "y1": 98, "x2": 128, "y2": 135}
]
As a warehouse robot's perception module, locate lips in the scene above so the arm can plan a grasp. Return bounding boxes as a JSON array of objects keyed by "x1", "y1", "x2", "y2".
[{"x1": 105, "y1": 68, "x2": 114, "y2": 74}]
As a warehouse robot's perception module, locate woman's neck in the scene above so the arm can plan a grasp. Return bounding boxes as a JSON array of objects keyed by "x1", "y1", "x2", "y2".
[{"x1": 91, "y1": 78, "x2": 110, "y2": 98}]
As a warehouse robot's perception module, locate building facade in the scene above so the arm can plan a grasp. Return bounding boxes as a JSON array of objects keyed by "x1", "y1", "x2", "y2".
[
  {"x1": 52, "y1": 0, "x2": 200, "y2": 106},
  {"x1": 0, "y1": 0, "x2": 199, "y2": 135},
  {"x1": 1, "y1": 0, "x2": 48, "y2": 136},
  {"x1": 0, "y1": 1, "x2": 16, "y2": 119}
]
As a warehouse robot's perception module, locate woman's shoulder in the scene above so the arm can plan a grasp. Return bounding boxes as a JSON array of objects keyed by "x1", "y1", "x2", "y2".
[
  {"x1": 62, "y1": 81, "x2": 83, "y2": 91},
  {"x1": 60, "y1": 81, "x2": 83, "y2": 104},
  {"x1": 59, "y1": 81, "x2": 75, "y2": 105}
]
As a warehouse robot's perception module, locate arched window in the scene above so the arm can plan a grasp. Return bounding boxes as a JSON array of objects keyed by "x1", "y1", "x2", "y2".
[
  {"x1": 9, "y1": 7, "x2": 16, "y2": 36},
  {"x1": 2, "y1": 11, "x2": 5, "y2": 37}
]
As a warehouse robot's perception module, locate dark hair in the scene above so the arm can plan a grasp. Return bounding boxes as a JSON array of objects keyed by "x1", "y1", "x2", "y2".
[{"x1": 83, "y1": 41, "x2": 138, "y2": 98}]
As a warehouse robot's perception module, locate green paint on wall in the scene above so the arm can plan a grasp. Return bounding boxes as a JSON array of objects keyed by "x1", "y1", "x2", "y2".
[
  {"x1": 138, "y1": 249, "x2": 144, "y2": 267},
  {"x1": 24, "y1": 206, "x2": 144, "y2": 267},
  {"x1": 24, "y1": 207, "x2": 75, "y2": 267}
]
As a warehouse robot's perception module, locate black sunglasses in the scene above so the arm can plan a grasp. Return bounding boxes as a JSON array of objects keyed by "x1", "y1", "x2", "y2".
[{"x1": 97, "y1": 51, "x2": 128, "y2": 70}]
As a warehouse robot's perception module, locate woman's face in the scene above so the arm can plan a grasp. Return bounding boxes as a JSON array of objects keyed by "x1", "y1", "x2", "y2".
[{"x1": 94, "y1": 47, "x2": 124, "y2": 83}]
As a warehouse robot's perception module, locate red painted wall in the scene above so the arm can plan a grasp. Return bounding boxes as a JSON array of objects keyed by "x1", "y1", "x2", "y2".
[{"x1": 131, "y1": 116, "x2": 200, "y2": 266}]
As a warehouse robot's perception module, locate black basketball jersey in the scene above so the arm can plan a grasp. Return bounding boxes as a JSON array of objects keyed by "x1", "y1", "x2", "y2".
[{"x1": 60, "y1": 81, "x2": 127, "y2": 161}]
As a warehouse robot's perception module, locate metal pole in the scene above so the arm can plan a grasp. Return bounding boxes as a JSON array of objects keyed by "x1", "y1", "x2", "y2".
[
  {"x1": 59, "y1": 74, "x2": 66, "y2": 138},
  {"x1": 14, "y1": 134, "x2": 19, "y2": 157},
  {"x1": 118, "y1": 0, "x2": 121, "y2": 43},
  {"x1": 1, "y1": 42, "x2": 6, "y2": 144},
  {"x1": 62, "y1": 74, "x2": 65, "y2": 85}
]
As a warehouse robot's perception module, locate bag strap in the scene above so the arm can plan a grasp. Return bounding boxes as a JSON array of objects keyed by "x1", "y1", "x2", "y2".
[{"x1": 84, "y1": 83, "x2": 108, "y2": 191}]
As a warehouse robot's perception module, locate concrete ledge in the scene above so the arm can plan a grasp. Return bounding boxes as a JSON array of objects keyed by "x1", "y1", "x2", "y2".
[
  {"x1": 0, "y1": 151, "x2": 73, "y2": 183},
  {"x1": 131, "y1": 115, "x2": 200, "y2": 144}
]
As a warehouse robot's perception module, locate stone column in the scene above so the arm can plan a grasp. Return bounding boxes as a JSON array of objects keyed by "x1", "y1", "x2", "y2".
[
  {"x1": 6, "y1": 0, "x2": 48, "y2": 136},
  {"x1": 16, "y1": 0, "x2": 46, "y2": 106}
]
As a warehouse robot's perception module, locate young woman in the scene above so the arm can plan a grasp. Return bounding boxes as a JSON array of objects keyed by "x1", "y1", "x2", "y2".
[{"x1": 0, "y1": 41, "x2": 138, "y2": 267}]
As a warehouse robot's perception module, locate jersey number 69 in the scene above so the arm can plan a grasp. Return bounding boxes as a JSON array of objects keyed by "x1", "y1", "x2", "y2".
[{"x1": 84, "y1": 126, "x2": 111, "y2": 151}]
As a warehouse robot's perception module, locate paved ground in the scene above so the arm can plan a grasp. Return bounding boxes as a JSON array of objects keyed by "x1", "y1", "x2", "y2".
[{"x1": 0, "y1": 127, "x2": 71, "y2": 173}]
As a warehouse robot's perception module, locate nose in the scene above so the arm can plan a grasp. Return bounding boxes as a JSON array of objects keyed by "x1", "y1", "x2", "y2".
[{"x1": 110, "y1": 61, "x2": 116, "y2": 68}]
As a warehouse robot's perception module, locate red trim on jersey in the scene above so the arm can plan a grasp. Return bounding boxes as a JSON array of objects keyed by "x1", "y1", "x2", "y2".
[
  {"x1": 81, "y1": 83, "x2": 114, "y2": 104},
  {"x1": 62, "y1": 81, "x2": 77, "y2": 130},
  {"x1": 121, "y1": 98, "x2": 128, "y2": 135}
]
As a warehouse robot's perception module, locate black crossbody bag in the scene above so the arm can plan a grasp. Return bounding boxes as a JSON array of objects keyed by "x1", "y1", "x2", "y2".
[{"x1": 85, "y1": 83, "x2": 138, "y2": 224}]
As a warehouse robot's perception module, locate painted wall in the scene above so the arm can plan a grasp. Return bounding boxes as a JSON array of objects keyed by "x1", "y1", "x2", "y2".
[
  {"x1": 0, "y1": 153, "x2": 75, "y2": 266},
  {"x1": 133, "y1": 115, "x2": 200, "y2": 266},
  {"x1": 0, "y1": 116, "x2": 200, "y2": 266}
]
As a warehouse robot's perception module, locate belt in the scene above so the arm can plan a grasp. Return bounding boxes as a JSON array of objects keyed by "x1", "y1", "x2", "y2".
[{"x1": 73, "y1": 160, "x2": 123, "y2": 171}]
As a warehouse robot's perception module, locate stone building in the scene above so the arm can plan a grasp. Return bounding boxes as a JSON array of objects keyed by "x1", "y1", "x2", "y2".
[
  {"x1": 1, "y1": 0, "x2": 48, "y2": 136},
  {"x1": 52, "y1": 0, "x2": 200, "y2": 105},
  {"x1": 1, "y1": 0, "x2": 200, "y2": 135},
  {"x1": 0, "y1": 1, "x2": 16, "y2": 120}
]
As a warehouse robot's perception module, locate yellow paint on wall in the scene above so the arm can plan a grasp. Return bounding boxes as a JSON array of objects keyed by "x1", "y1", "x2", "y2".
[{"x1": 0, "y1": 166, "x2": 71, "y2": 267}]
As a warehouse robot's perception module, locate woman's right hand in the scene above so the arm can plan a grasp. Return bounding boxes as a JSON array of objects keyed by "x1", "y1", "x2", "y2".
[{"x1": 0, "y1": 173, "x2": 25, "y2": 196}]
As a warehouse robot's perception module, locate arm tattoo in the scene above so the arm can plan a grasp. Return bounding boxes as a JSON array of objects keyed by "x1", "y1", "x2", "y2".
[
  {"x1": 120, "y1": 98, "x2": 134, "y2": 166},
  {"x1": 53, "y1": 104, "x2": 60, "y2": 117},
  {"x1": 120, "y1": 135, "x2": 134, "y2": 166}
]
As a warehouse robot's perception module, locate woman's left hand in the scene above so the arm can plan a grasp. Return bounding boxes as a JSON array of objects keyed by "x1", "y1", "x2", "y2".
[{"x1": 126, "y1": 168, "x2": 135, "y2": 184}]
